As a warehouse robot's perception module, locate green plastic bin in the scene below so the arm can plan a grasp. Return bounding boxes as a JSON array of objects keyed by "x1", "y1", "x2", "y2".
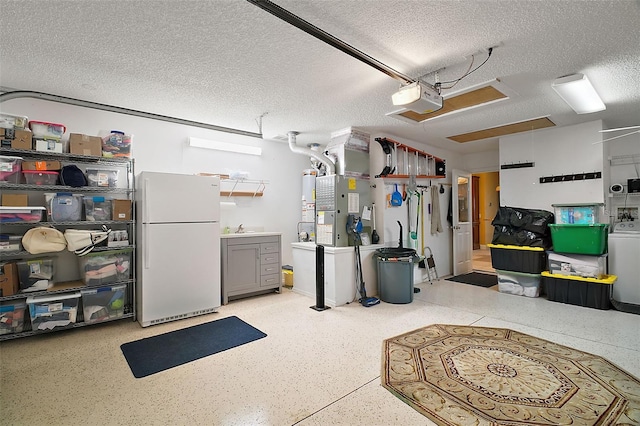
[{"x1": 548, "y1": 223, "x2": 609, "y2": 255}]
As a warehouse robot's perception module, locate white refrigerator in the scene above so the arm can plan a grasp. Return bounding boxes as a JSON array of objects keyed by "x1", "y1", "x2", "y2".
[{"x1": 136, "y1": 171, "x2": 221, "y2": 327}]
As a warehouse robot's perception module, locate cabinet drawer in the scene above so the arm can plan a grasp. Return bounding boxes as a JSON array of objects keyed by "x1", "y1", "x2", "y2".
[
  {"x1": 261, "y1": 274, "x2": 280, "y2": 287},
  {"x1": 261, "y1": 252, "x2": 279, "y2": 265},
  {"x1": 261, "y1": 263, "x2": 279, "y2": 276},
  {"x1": 260, "y1": 242, "x2": 280, "y2": 254}
]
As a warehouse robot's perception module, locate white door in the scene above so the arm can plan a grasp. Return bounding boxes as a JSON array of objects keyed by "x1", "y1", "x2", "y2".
[
  {"x1": 138, "y1": 222, "x2": 220, "y2": 326},
  {"x1": 452, "y1": 169, "x2": 473, "y2": 276},
  {"x1": 139, "y1": 172, "x2": 220, "y2": 223}
]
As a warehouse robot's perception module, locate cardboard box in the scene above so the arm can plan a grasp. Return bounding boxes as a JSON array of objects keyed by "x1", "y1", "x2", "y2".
[
  {"x1": 0, "y1": 263, "x2": 19, "y2": 297},
  {"x1": 0, "y1": 128, "x2": 32, "y2": 150},
  {"x1": 21, "y1": 160, "x2": 62, "y2": 171},
  {"x1": 112, "y1": 199, "x2": 132, "y2": 221},
  {"x1": 34, "y1": 138, "x2": 63, "y2": 153},
  {"x1": 1, "y1": 193, "x2": 28, "y2": 206},
  {"x1": 69, "y1": 133, "x2": 102, "y2": 157}
]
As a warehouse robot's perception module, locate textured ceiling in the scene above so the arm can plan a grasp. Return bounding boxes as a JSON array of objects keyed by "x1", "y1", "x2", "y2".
[{"x1": 1, "y1": 0, "x2": 639, "y2": 154}]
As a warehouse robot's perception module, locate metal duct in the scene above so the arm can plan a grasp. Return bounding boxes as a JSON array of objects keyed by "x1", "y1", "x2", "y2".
[{"x1": 288, "y1": 131, "x2": 335, "y2": 175}]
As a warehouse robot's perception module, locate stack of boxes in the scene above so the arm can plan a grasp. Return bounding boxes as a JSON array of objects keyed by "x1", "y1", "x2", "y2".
[
  {"x1": 489, "y1": 206, "x2": 555, "y2": 297},
  {"x1": 543, "y1": 204, "x2": 615, "y2": 310}
]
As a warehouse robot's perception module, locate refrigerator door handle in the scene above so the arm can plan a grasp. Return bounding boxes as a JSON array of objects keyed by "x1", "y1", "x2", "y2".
[
  {"x1": 144, "y1": 224, "x2": 150, "y2": 268},
  {"x1": 143, "y1": 177, "x2": 149, "y2": 224}
]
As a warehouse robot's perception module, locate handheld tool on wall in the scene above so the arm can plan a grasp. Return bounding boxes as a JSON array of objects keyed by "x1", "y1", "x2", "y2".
[
  {"x1": 371, "y1": 203, "x2": 380, "y2": 244},
  {"x1": 374, "y1": 138, "x2": 395, "y2": 178},
  {"x1": 391, "y1": 184, "x2": 403, "y2": 206}
]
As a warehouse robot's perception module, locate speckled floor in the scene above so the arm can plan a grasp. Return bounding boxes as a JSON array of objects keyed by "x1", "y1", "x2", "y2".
[{"x1": 1, "y1": 277, "x2": 638, "y2": 426}]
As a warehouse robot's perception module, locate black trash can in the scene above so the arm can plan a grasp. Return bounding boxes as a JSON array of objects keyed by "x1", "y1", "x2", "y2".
[{"x1": 374, "y1": 248, "x2": 417, "y2": 304}]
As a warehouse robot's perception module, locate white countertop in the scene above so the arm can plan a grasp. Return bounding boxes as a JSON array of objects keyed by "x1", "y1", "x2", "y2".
[{"x1": 220, "y1": 231, "x2": 282, "y2": 239}]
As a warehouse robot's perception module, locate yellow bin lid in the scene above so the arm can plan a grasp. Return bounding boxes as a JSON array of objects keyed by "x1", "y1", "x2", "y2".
[
  {"x1": 487, "y1": 244, "x2": 544, "y2": 252},
  {"x1": 541, "y1": 271, "x2": 617, "y2": 284}
]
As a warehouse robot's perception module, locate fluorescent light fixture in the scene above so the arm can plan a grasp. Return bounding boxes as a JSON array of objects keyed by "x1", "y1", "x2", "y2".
[
  {"x1": 599, "y1": 125, "x2": 640, "y2": 133},
  {"x1": 392, "y1": 82, "x2": 421, "y2": 105},
  {"x1": 188, "y1": 136, "x2": 262, "y2": 156},
  {"x1": 551, "y1": 73, "x2": 605, "y2": 114}
]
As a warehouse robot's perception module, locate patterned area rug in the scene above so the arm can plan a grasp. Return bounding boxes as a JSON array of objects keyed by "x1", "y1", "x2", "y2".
[{"x1": 382, "y1": 324, "x2": 640, "y2": 425}]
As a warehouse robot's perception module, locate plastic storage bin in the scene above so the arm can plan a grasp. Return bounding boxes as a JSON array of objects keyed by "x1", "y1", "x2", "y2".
[
  {"x1": 0, "y1": 113, "x2": 29, "y2": 129},
  {"x1": 0, "y1": 301, "x2": 28, "y2": 334},
  {"x1": 23, "y1": 170, "x2": 59, "y2": 185},
  {"x1": 86, "y1": 168, "x2": 119, "y2": 187},
  {"x1": 101, "y1": 130, "x2": 132, "y2": 158},
  {"x1": 488, "y1": 244, "x2": 546, "y2": 274},
  {"x1": 542, "y1": 271, "x2": 615, "y2": 310},
  {"x1": 548, "y1": 224, "x2": 609, "y2": 255},
  {"x1": 552, "y1": 204, "x2": 603, "y2": 225},
  {"x1": 496, "y1": 269, "x2": 542, "y2": 297},
  {"x1": 16, "y1": 258, "x2": 54, "y2": 291},
  {"x1": 78, "y1": 249, "x2": 132, "y2": 286},
  {"x1": 547, "y1": 252, "x2": 607, "y2": 278},
  {"x1": 0, "y1": 234, "x2": 23, "y2": 252},
  {"x1": 27, "y1": 292, "x2": 80, "y2": 331},
  {"x1": 0, "y1": 206, "x2": 46, "y2": 223},
  {"x1": 0, "y1": 155, "x2": 22, "y2": 183},
  {"x1": 28, "y1": 121, "x2": 66, "y2": 139},
  {"x1": 81, "y1": 284, "x2": 126, "y2": 323},
  {"x1": 46, "y1": 193, "x2": 83, "y2": 222},
  {"x1": 83, "y1": 196, "x2": 112, "y2": 221}
]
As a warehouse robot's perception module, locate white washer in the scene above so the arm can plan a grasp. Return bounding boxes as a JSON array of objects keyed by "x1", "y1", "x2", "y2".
[{"x1": 608, "y1": 222, "x2": 640, "y2": 310}]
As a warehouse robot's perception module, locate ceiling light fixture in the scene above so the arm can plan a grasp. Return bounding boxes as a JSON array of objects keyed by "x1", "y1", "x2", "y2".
[
  {"x1": 551, "y1": 73, "x2": 606, "y2": 114},
  {"x1": 188, "y1": 137, "x2": 262, "y2": 156},
  {"x1": 391, "y1": 82, "x2": 443, "y2": 114}
]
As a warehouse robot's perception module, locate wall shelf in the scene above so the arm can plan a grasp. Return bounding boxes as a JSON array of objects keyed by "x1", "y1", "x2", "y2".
[
  {"x1": 374, "y1": 137, "x2": 446, "y2": 179},
  {"x1": 197, "y1": 173, "x2": 268, "y2": 197}
]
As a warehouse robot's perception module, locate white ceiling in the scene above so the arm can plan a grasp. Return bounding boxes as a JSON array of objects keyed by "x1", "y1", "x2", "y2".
[{"x1": 1, "y1": 0, "x2": 639, "y2": 154}]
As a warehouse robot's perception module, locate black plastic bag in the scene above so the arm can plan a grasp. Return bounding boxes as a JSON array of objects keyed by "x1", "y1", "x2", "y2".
[
  {"x1": 491, "y1": 206, "x2": 554, "y2": 235},
  {"x1": 491, "y1": 225, "x2": 553, "y2": 249}
]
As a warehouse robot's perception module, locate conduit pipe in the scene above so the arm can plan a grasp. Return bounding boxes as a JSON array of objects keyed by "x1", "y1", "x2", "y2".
[
  {"x1": 287, "y1": 131, "x2": 335, "y2": 175},
  {"x1": 0, "y1": 89, "x2": 262, "y2": 139}
]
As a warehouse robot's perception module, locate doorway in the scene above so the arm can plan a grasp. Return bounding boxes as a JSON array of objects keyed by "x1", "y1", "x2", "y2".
[{"x1": 472, "y1": 171, "x2": 499, "y2": 272}]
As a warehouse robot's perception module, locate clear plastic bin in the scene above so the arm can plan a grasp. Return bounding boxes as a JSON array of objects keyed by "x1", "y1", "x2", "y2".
[
  {"x1": 496, "y1": 269, "x2": 542, "y2": 297},
  {"x1": 46, "y1": 193, "x2": 83, "y2": 222},
  {"x1": 23, "y1": 170, "x2": 59, "y2": 185},
  {"x1": 16, "y1": 258, "x2": 54, "y2": 291},
  {"x1": 0, "y1": 155, "x2": 22, "y2": 183},
  {"x1": 81, "y1": 284, "x2": 126, "y2": 323},
  {"x1": 552, "y1": 204, "x2": 603, "y2": 225},
  {"x1": 86, "y1": 168, "x2": 119, "y2": 187},
  {"x1": 0, "y1": 234, "x2": 23, "y2": 252},
  {"x1": 0, "y1": 113, "x2": 29, "y2": 129},
  {"x1": 101, "y1": 130, "x2": 132, "y2": 158},
  {"x1": 27, "y1": 292, "x2": 80, "y2": 331},
  {"x1": 84, "y1": 196, "x2": 113, "y2": 221},
  {"x1": 78, "y1": 249, "x2": 132, "y2": 286},
  {"x1": 0, "y1": 206, "x2": 46, "y2": 223},
  {"x1": 28, "y1": 120, "x2": 66, "y2": 139},
  {"x1": 0, "y1": 301, "x2": 28, "y2": 334}
]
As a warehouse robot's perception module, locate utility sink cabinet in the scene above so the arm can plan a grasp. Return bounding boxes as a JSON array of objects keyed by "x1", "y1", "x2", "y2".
[{"x1": 221, "y1": 233, "x2": 281, "y2": 304}]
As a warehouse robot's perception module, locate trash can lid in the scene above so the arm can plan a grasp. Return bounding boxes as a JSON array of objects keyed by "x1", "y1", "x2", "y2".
[{"x1": 375, "y1": 247, "x2": 417, "y2": 259}]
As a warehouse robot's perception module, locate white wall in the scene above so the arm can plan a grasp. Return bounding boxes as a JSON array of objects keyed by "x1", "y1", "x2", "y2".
[
  {"x1": 462, "y1": 149, "x2": 499, "y2": 173},
  {"x1": 499, "y1": 120, "x2": 606, "y2": 213},
  {"x1": 2, "y1": 98, "x2": 311, "y2": 264}
]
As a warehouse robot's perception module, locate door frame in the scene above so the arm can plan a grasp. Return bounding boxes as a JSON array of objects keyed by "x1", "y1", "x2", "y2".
[{"x1": 452, "y1": 169, "x2": 473, "y2": 276}]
